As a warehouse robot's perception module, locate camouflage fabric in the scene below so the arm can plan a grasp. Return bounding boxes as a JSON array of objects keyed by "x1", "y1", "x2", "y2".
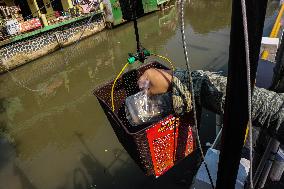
[
  {"x1": 173, "y1": 68, "x2": 284, "y2": 144},
  {"x1": 172, "y1": 69, "x2": 192, "y2": 115}
]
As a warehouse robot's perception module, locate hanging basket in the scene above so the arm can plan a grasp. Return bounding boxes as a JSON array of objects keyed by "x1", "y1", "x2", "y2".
[{"x1": 94, "y1": 62, "x2": 197, "y2": 177}]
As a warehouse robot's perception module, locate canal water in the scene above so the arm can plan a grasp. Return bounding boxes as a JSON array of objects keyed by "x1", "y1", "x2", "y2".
[{"x1": 0, "y1": 1, "x2": 278, "y2": 189}]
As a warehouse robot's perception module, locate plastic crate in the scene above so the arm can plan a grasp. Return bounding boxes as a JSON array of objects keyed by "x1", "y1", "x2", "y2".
[{"x1": 94, "y1": 62, "x2": 197, "y2": 177}]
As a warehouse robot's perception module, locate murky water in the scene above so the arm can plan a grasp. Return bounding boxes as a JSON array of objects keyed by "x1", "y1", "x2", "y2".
[{"x1": 0, "y1": 1, "x2": 278, "y2": 189}]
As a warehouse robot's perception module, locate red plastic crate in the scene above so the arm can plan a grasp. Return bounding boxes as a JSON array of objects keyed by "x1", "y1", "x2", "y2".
[{"x1": 146, "y1": 114, "x2": 195, "y2": 177}]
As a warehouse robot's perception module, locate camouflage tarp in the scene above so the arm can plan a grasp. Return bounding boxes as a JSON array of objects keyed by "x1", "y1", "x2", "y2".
[{"x1": 172, "y1": 68, "x2": 284, "y2": 144}]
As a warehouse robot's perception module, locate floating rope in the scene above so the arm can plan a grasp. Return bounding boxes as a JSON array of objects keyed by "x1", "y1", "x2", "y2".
[{"x1": 1, "y1": 64, "x2": 46, "y2": 92}]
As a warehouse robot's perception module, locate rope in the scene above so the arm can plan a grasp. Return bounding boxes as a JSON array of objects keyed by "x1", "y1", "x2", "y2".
[
  {"x1": 111, "y1": 63, "x2": 129, "y2": 112},
  {"x1": 179, "y1": 1, "x2": 215, "y2": 188},
  {"x1": 240, "y1": 0, "x2": 253, "y2": 188},
  {"x1": 151, "y1": 53, "x2": 175, "y2": 71}
]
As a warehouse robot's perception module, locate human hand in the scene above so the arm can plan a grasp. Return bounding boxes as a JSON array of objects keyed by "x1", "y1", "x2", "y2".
[{"x1": 138, "y1": 68, "x2": 173, "y2": 95}]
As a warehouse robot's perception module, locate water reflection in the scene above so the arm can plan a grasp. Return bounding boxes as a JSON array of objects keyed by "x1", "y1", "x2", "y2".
[
  {"x1": 187, "y1": 0, "x2": 231, "y2": 34},
  {"x1": 0, "y1": 1, "x2": 231, "y2": 188}
]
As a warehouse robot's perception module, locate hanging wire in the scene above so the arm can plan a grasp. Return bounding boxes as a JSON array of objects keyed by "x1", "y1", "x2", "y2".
[
  {"x1": 1, "y1": 1, "x2": 101, "y2": 92},
  {"x1": 111, "y1": 63, "x2": 129, "y2": 112},
  {"x1": 179, "y1": 1, "x2": 215, "y2": 188},
  {"x1": 151, "y1": 53, "x2": 175, "y2": 71},
  {"x1": 240, "y1": 0, "x2": 254, "y2": 188}
]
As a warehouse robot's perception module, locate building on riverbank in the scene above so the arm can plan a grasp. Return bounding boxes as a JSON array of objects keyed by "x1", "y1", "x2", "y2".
[
  {"x1": 0, "y1": 0, "x2": 105, "y2": 73},
  {"x1": 0, "y1": 0, "x2": 174, "y2": 74},
  {"x1": 0, "y1": 0, "x2": 103, "y2": 41},
  {"x1": 0, "y1": 13, "x2": 105, "y2": 74}
]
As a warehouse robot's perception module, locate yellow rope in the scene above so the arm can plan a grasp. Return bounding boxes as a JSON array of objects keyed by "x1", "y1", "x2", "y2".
[
  {"x1": 244, "y1": 124, "x2": 249, "y2": 143},
  {"x1": 151, "y1": 53, "x2": 175, "y2": 71},
  {"x1": 111, "y1": 63, "x2": 129, "y2": 112}
]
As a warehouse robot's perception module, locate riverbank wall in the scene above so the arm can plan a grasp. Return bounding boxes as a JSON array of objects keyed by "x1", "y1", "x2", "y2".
[{"x1": 0, "y1": 13, "x2": 105, "y2": 74}]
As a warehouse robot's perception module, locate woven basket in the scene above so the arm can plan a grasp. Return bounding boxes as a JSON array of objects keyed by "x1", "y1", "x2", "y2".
[{"x1": 94, "y1": 62, "x2": 197, "y2": 177}]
